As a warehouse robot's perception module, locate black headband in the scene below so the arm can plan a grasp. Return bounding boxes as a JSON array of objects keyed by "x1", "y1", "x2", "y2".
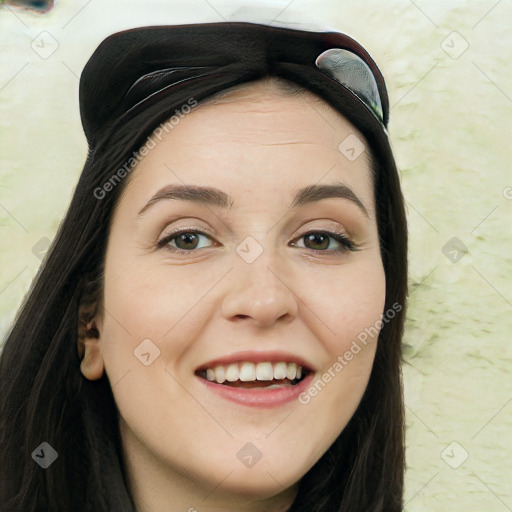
[{"x1": 79, "y1": 21, "x2": 394, "y2": 172}]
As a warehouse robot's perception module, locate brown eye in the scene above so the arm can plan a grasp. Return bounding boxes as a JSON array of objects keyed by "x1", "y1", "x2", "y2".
[
  {"x1": 303, "y1": 233, "x2": 330, "y2": 251},
  {"x1": 157, "y1": 229, "x2": 214, "y2": 253},
  {"x1": 292, "y1": 230, "x2": 356, "y2": 254},
  {"x1": 174, "y1": 232, "x2": 200, "y2": 250}
]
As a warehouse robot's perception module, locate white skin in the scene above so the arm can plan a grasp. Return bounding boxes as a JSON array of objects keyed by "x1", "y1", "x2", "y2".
[{"x1": 79, "y1": 79, "x2": 386, "y2": 512}]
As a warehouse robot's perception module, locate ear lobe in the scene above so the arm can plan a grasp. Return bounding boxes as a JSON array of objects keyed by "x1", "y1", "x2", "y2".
[{"x1": 77, "y1": 316, "x2": 105, "y2": 381}]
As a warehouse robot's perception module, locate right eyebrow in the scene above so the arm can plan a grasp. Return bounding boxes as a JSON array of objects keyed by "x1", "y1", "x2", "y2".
[{"x1": 290, "y1": 182, "x2": 368, "y2": 217}]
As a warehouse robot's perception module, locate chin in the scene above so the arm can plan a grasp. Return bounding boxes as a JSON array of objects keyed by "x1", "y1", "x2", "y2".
[
  {"x1": 188, "y1": 449, "x2": 310, "y2": 500},
  {"x1": 202, "y1": 466, "x2": 302, "y2": 503}
]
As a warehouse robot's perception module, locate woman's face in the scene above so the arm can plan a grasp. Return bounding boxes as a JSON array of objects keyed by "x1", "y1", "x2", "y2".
[{"x1": 87, "y1": 81, "x2": 385, "y2": 508}]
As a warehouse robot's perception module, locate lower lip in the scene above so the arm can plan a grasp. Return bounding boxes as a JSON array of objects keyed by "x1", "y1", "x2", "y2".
[{"x1": 197, "y1": 373, "x2": 315, "y2": 408}]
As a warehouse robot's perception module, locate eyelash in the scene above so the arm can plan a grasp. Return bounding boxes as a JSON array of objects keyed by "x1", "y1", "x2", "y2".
[{"x1": 157, "y1": 227, "x2": 358, "y2": 256}]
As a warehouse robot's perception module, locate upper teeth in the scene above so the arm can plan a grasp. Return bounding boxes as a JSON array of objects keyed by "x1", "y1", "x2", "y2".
[{"x1": 204, "y1": 362, "x2": 303, "y2": 384}]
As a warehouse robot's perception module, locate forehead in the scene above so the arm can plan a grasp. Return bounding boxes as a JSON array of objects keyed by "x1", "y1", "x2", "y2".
[
  {"x1": 192, "y1": 79, "x2": 364, "y2": 143},
  {"x1": 118, "y1": 80, "x2": 374, "y2": 212}
]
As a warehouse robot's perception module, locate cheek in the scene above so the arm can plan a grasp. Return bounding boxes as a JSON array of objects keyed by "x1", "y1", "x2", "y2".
[
  {"x1": 102, "y1": 242, "x2": 202, "y2": 333},
  {"x1": 98, "y1": 258, "x2": 227, "y2": 377},
  {"x1": 305, "y1": 260, "x2": 386, "y2": 355},
  {"x1": 296, "y1": 260, "x2": 385, "y2": 426}
]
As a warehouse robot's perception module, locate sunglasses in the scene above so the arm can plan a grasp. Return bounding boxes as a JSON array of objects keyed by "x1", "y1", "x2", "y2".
[{"x1": 315, "y1": 47, "x2": 385, "y2": 125}]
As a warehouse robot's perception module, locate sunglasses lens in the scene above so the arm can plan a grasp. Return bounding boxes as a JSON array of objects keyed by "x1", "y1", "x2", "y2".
[{"x1": 315, "y1": 48, "x2": 384, "y2": 123}]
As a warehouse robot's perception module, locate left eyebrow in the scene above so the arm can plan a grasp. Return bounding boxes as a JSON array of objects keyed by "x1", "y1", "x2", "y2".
[
  {"x1": 137, "y1": 182, "x2": 368, "y2": 217},
  {"x1": 290, "y1": 183, "x2": 368, "y2": 217}
]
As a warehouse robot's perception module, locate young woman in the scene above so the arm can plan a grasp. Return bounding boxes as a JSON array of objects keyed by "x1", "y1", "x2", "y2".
[{"x1": 0, "y1": 21, "x2": 407, "y2": 511}]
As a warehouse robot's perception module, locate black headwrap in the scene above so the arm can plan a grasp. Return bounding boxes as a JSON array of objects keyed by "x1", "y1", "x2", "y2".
[{"x1": 79, "y1": 21, "x2": 395, "y2": 177}]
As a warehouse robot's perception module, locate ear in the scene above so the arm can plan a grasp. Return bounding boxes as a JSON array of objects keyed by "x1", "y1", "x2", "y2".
[{"x1": 77, "y1": 308, "x2": 105, "y2": 381}]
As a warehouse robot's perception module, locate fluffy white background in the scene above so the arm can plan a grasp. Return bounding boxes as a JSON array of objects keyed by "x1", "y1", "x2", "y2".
[{"x1": 0, "y1": 0, "x2": 511, "y2": 510}]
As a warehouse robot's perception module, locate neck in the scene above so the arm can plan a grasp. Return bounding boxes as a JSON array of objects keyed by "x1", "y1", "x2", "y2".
[{"x1": 119, "y1": 421, "x2": 298, "y2": 512}]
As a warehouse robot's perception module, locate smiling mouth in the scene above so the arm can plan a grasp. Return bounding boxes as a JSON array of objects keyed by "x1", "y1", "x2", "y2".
[{"x1": 196, "y1": 361, "x2": 309, "y2": 389}]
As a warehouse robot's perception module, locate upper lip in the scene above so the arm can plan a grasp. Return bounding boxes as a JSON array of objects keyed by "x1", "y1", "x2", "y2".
[{"x1": 195, "y1": 350, "x2": 315, "y2": 372}]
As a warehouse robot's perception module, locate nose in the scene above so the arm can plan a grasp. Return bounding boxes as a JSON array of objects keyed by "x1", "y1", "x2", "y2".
[{"x1": 220, "y1": 248, "x2": 299, "y2": 328}]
